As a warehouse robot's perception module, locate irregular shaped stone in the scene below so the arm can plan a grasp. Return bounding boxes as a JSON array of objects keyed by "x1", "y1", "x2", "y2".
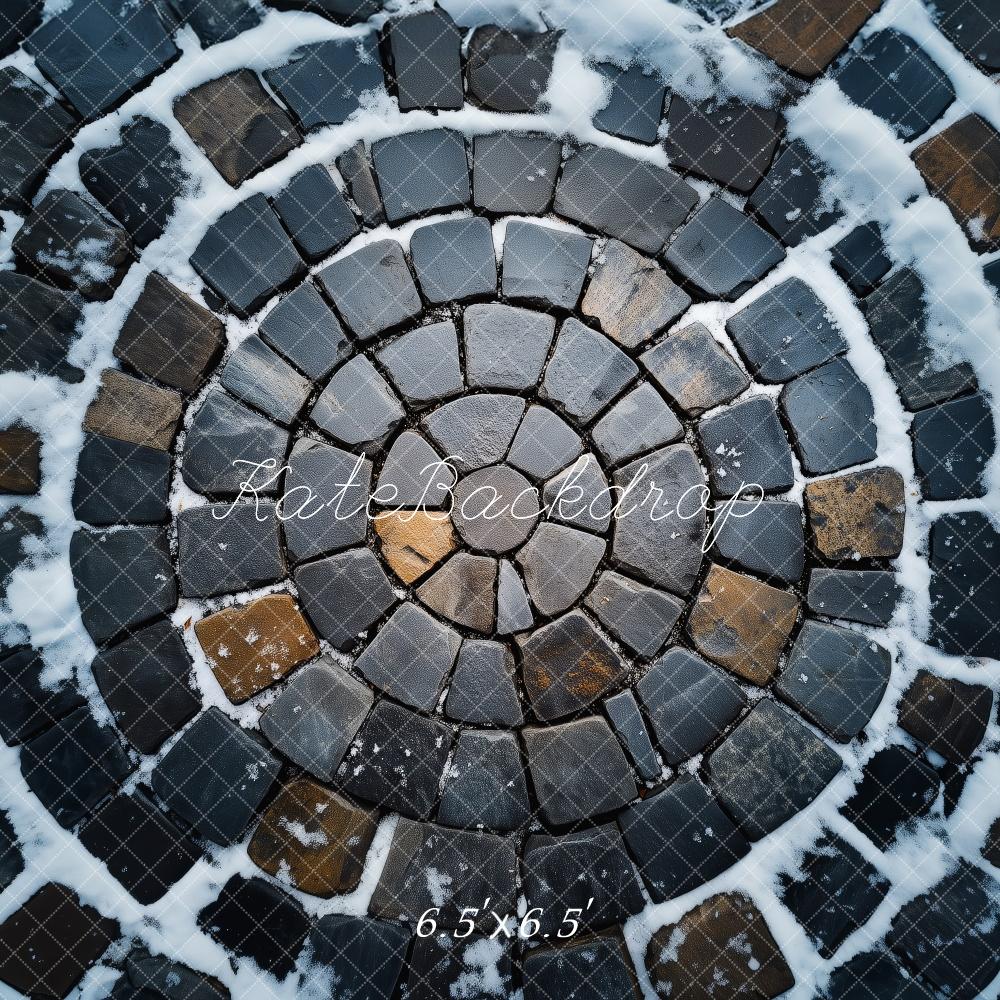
[
  {"x1": 376, "y1": 431, "x2": 455, "y2": 508},
  {"x1": 377, "y1": 320, "x2": 464, "y2": 403},
  {"x1": 508, "y1": 405, "x2": 583, "y2": 480},
  {"x1": 293, "y1": 548, "x2": 396, "y2": 651},
  {"x1": 336, "y1": 141, "x2": 385, "y2": 227},
  {"x1": 26, "y1": 0, "x2": 178, "y2": 119},
  {"x1": 727, "y1": 278, "x2": 847, "y2": 383},
  {"x1": 168, "y1": 0, "x2": 260, "y2": 45},
  {"x1": 219, "y1": 334, "x2": 311, "y2": 426},
  {"x1": 264, "y1": 36, "x2": 384, "y2": 131},
  {"x1": 194, "y1": 593, "x2": 319, "y2": 703},
  {"x1": 355, "y1": 602, "x2": 461, "y2": 710},
  {"x1": 152, "y1": 707, "x2": 280, "y2": 845},
  {"x1": 259, "y1": 282, "x2": 351, "y2": 381},
  {"x1": 311, "y1": 354, "x2": 404, "y2": 448},
  {"x1": 341, "y1": 701, "x2": 452, "y2": 819},
  {"x1": 84, "y1": 368, "x2": 182, "y2": 453},
  {"x1": 371, "y1": 819, "x2": 517, "y2": 929},
  {"x1": 181, "y1": 389, "x2": 289, "y2": 497},
  {"x1": 666, "y1": 197, "x2": 786, "y2": 299},
  {"x1": 612, "y1": 444, "x2": 707, "y2": 593},
  {"x1": 407, "y1": 932, "x2": 514, "y2": 1000},
  {"x1": 835, "y1": 30, "x2": 954, "y2": 140},
  {"x1": 174, "y1": 69, "x2": 302, "y2": 185},
  {"x1": 804, "y1": 467, "x2": 905, "y2": 560},
  {"x1": 115, "y1": 272, "x2": 224, "y2": 392},
  {"x1": 92, "y1": 619, "x2": 199, "y2": 753},
  {"x1": 830, "y1": 221, "x2": 892, "y2": 296},
  {"x1": 317, "y1": 239, "x2": 420, "y2": 340},
  {"x1": 555, "y1": 145, "x2": 699, "y2": 254},
  {"x1": 472, "y1": 132, "x2": 560, "y2": 214},
  {"x1": 713, "y1": 498, "x2": 804, "y2": 583},
  {"x1": 0, "y1": 646, "x2": 83, "y2": 746},
  {"x1": 523, "y1": 825, "x2": 645, "y2": 935},
  {"x1": 929, "y1": 512, "x2": 1000, "y2": 659},
  {"x1": 439, "y1": 729, "x2": 530, "y2": 832},
  {"x1": 501, "y1": 221, "x2": 592, "y2": 308},
  {"x1": 897, "y1": 670, "x2": 992, "y2": 764},
  {"x1": 466, "y1": 26, "x2": 555, "y2": 112},
  {"x1": 71, "y1": 526, "x2": 176, "y2": 643},
  {"x1": 80, "y1": 116, "x2": 188, "y2": 248},
  {"x1": 20, "y1": 705, "x2": 131, "y2": 828},
  {"x1": 450, "y1": 464, "x2": 539, "y2": 553},
  {"x1": 190, "y1": 194, "x2": 305, "y2": 317},
  {"x1": 592, "y1": 383, "x2": 682, "y2": 467},
  {"x1": 418, "y1": 553, "x2": 496, "y2": 633},
  {"x1": 586, "y1": 571, "x2": 683, "y2": 659},
  {"x1": 308, "y1": 915, "x2": 409, "y2": 1000},
  {"x1": 708, "y1": 699, "x2": 843, "y2": 840},
  {"x1": 386, "y1": 8, "x2": 463, "y2": 112},
  {"x1": 544, "y1": 452, "x2": 613, "y2": 535},
  {"x1": 176, "y1": 502, "x2": 284, "y2": 598},
  {"x1": 13, "y1": 188, "x2": 132, "y2": 300},
  {"x1": 282, "y1": 437, "x2": 372, "y2": 562},
  {"x1": 605, "y1": 689, "x2": 660, "y2": 780},
  {"x1": 583, "y1": 240, "x2": 690, "y2": 350},
  {"x1": 593, "y1": 62, "x2": 666, "y2": 143},
  {"x1": 445, "y1": 639, "x2": 523, "y2": 726},
  {"x1": 375, "y1": 510, "x2": 456, "y2": 584},
  {"x1": 463, "y1": 303, "x2": 555, "y2": 390},
  {"x1": 198, "y1": 875, "x2": 308, "y2": 979},
  {"x1": 930, "y1": 0, "x2": 1000, "y2": 71},
  {"x1": 0, "y1": 428, "x2": 39, "y2": 495},
  {"x1": 912, "y1": 392, "x2": 994, "y2": 499},
  {"x1": 249, "y1": 778, "x2": 376, "y2": 896},
  {"x1": 524, "y1": 933, "x2": 642, "y2": 1000},
  {"x1": 807, "y1": 568, "x2": 901, "y2": 625},
  {"x1": 0, "y1": 884, "x2": 119, "y2": 999},
  {"x1": 371, "y1": 128, "x2": 470, "y2": 223},
  {"x1": 409, "y1": 217, "x2": 496, "y2": 304},
  {"x1": 699, "y1": 395, "x2": 795, "y2": 496},
  {"x1": 620, "y1": 778, "x2": 750, "y2": 900},
  {"x1": 517, "y1": 525, "x2": 604, "y2": 619},
  {"x1": 523, "y1": 717, "x2": 637, "y2": 825},
  {"x1": 79, "y1": 789, "x2": 201, "y2": 904},
  {"x1": 496, "y1": 560, "x2": 534, "y2": 636},
  {"x1": 646, "y1": 893, "x2": 794, "y2": 1000},
  {"x1": 423, "y1": 394, "x2": 526, "y2": 472},
  {"x1": 273, "y1": 164, "x2": 359, "y2": 263}
]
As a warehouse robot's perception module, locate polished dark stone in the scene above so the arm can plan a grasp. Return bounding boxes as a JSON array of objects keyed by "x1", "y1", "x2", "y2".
[
  {"x1": 386, "y1": 9, "x2": 463, "y2": 112},
  {"x1": 259, "y1": 282, "x2": 351, "y2": 380},
  {"x1": 714, "y1": 498, "x2": 804, "y2": 583},
  {"x1": 0, "y1": 1, "x2": 41, "y2": 59},
  {"x1": 931, "y1": 0, "x2": 1000, "y2": 71},
  {"x1": 265, "y1": 0, "x2": 380, "y2": 21},
  {"x1": 0, "y1": 271, "x2": 83, "y2": 382},
  {"x1": 807, "y1": 568, "x2": 901, "y2": 625},
  {"x1": 122, "y1": 948, "x2": 228, "y2": 1000},
  {"x1": 604, "y1": 689, "x2": 660, "y2": 780},
  {"x1": 0, "y1": 812, "x2": 21, "y2": 893},
  {"x1": 593, "y1": 62, "x2": 666, "y2": 144},
  {"x1": 897, "y1": 670, "x2": 992, "y2": 764},
  {"x1": 407, "y1": 933, "x2": 514, "y2": 1000},
  {"x1": 586, "y1": 571, "x2": 684, "y2": 660},
  {"x1": 501, "y1": 221, "x2": 592, "y2": 308},
  {"x1": 0, "y1": 509, "x2": 42, "y2": 605},
  {"x1": 336, "y1": 141, "x2": 385, "y2": 227},
  {"x1": 830, "y1": 222, "x2": 892, "y2": 296},
  {"x1": 822, "y1": 950, "x2": 938, "y2": 1000},
  {"x1": 444, "y1": 640, "x2": 523, "y2": 727},
  {"x1": 409, "y1": 217, "x2": 496, "y2": 303},
  {"x1": 168, "y1": 0, "x2": 260, "y2": 44},
  {"x1": 523, "y1": 934, "x2": 642, "y2": 1000},
  {"x1": 465, "y1": 26, "x2": 556, "y2": 112},
  {"x1": 308, "y1": 915, "x2": 409, "y2": 1000},
  {"x1": 273, "y1": 164, "x2": 359, "y2": 263},
  {"x1": 463, "y1": 303, "x2": 555, "y2": 390},
  {"x1": 0, "y1": 646, "x2": 83, "y2": 747},
  {"x1": 219, "y1": 334, "x2": 311, "y2": 426},
  {"x1": 72, "y1": 432, "x2": 170, "y2": 525},
  {"x1": 311, "y1": 354, "x2": 405, "y2": 447},
  {"x1": 912, "y1": 392, "x2": 995, "y2": 499},
  {"x1": 472, "y1": 132, "x2": 560, "y2": 214}
]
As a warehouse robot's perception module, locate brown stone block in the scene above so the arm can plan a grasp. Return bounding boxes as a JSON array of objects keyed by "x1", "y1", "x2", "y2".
[
  {"x1": 689, "y1": 564, "x2": 799, "y2": 684},
  {"x1": 248, "y1": 778, "x2": 377, "y2": 897},
  {"x1": 195, "y1": 593, "x2": 319, "y2": 703},
  {"x1": 805, "y1": 467, "x2": 905, "y2": 560},
  {"x1": 374, "y1": 509, "x2": 456, "y2": 584},
  {"x1": 83, "y1": 369, "x2": 182, "y2": 451},
  {"x1": 0, "y1": 428, "x2": 40, "y2": 494}
]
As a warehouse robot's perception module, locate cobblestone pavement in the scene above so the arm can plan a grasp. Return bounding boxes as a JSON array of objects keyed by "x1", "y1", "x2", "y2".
[{"x1": 0, "y1": 0, "x2": 998, "y2": 998}]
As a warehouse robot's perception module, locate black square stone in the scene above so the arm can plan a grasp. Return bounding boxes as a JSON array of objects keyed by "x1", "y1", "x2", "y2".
[
  {"x1": 823, "y1": 950, "x2": 938, "y2": 1000},
  {"x1": 79, "y1": 789, "x2": 201, "y2": 904},
  {"x1": 472, "y1": 132, "x2": 560, "y2": 215},
  {"x1": 264, "y1": 36, "x2": 385, "y2": 130},
  {"x1": 501, "y1": 221, "x2": 592, "y2": 308},
  {"x1": 72, "y1": 432, "x2": 170, "y2": 526},
  {"x1": 70, "y1": 526, "x2": 176, "y2": 644},
  {"x1": 0, "y1": 645, "x2": 83, "y2": 746},
  {"x1": 465, "y1": 26, "x2": 555, "y2": 112},
  {"x1": 523, "y1": 934, "x2": 641, "y2": 1000},
  {"x1": 308, "y1": 915, "x2": 409, "y2": 1000},
  {"x1": 371, "y1": 128, "x2": 470, "y2": 223},
  {"x1": 409, "y1": 217, "x2": 496, "y2": 303},
  {"x1": 830, "y1": 222, "x2": 892, "y2": 296},
  {"x1": 273, "y1": 165, "x2": 359, "y2": 263},
  {"x1": 713, "y1": 498, "x2": 805, "y2": 583},
  {"x1": 556, "y1": 145, "x2": 697, "y2": 255},
  {"x1": 20, "y1": 706, "x2": 132, "y2": 829},
  {"x1": 91, "y1": 619, "x2": 199, "y2": 754},
  {"x1": 406, "y1": 933, "x2": 514, "y2": 1000},
  {"x1": 152, "y1": 707, "x2": 280, "y2": 845},
  {"x1": 259, "y1": 281, "x2": 352, "y2": 380},
  {"x1": 26, "y1": 0, "x2": 178, "y2": 120},
  {"x1": 218, "y1": 334, "x2": 312, "y2": 426},
  {"x1": 931, "y1": 0, "x2": 1000, "y2": 71},
  {"x1": 122, "y1": 949, "x2": 228, "y2": 1000},
  {"x1": 0, "y1": 1, "x2": 41, "y2": 59},
  {"x1": 168, "y1": 0, "x2": 260, "y2": 45},
  {"x1": 593, "y1": 63, "x2": 666, "y2": 144},
  {"x1": 190, "y1": 194, "x2": 305, "y2": 318},
  {"x1": 897, "y1": 671, "x2": 992, "y2": 765},
  {"x1": 667, "y1": 95, "x2": 781, "y2": 192},
  {"x1": 664, "y1": 197, "x2": 785, "y2": 300},
  {"x1": 386, "y1": 8, "x2": 463, "y2": 112},
  {"x1": 807, "y1": 569, "x2": 901, "y2": 626},
  {"x1": 835, "y1": 29, "x2": 954, "y2": 140},
  {"x1": 912, "y1": 392, "x2": 994, "y2": 499}
]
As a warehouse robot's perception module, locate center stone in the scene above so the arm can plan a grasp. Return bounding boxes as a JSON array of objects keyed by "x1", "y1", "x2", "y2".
[{"x1": 451, "y1": 464, "x2": 540, "y2": 553}]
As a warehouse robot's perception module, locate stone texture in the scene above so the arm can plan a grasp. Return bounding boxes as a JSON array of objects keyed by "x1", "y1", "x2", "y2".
[
  {"x1": 501, "y1": 222, "x2": 592, "y2": 308},
  {"x1": 168, "y1": 0, "x2": 260, "y2": 45},
  {"x1": 219, "y1": 334, "x2": 311, "y2": 426},
  {"x1": 465, "y1": 27, "x2": 556, "y2": 112},
  {"x1": 336, "y1": 141, "x2": 385, "y2": 228},
  {"x1": 646, "y1": 893, "x2": 794, "y2": 1000},
  {"x1": 0, "y1": 646, "x2": 83, "y2": 746},
  {"x1": 84, "y1": 369, "x2": 181, "y2": 452},
  {"x1": 585, "y1": 571, "x2": 684, "y2": 658},
  {"x1": 355, "y1": 602, "x2": 461, "y2": 710},
  {"x1": 409, "y1": 217, "x2": 496, "y2": 304},
  {"x1": 524, "y1": 934, "x2": 642, "y2": 1000},
  {"x1": 121, "y1": 949, "x2": 228, "y2": 1000},
  {"x1": 593, "y1": 62, "x2": 666, "y2": 144},
  {"x1": 452, "y1": 464, "x2": 538, "y2": 552},
  {"x1": 423, "y1": 394, "x2": 526, "y2": 472},
  {"x1": 727, "y1": 277, "x2": 847, "y2": 383},
  {"x1": 555, "y1": 145, "x2": 698, "y2": 255},
  {"x1": 417, "y1": 553, "x2": 497, "y2": 633},
  {"x1": 709, "y1": 699, "x2": 843, "y2": 840},
  {"x1": 591, "y1": 383, "x2": 683, "y2": 466},
  {"x1": 377, "y1": 321, "x2": 464, "y2": 404},
  {"x1": 497, "y1": 559, "x2": 535, "y2": 636},
  {"x1": 508, "y1": 405, "x2": 583, "y2": 479},
  {"x1": 664, "y1": 197, "x2": 786, "y2": 300},
  {"x1": 376, "y1": 431, "x2": 455, "y2": 508},
  {"x1": 583, "y1": 240, "x2": 691, "y2": 350},
  {"x1": 544, "y1": 452, "x2": 612, "y2": 535},
  {"x1": 249, "y1": 778, "x2": 376, "y2": 897},
  {"x1": 115, "y1": 272, "x2": 225, "y2": 393},
  {"x1": 259, "y1": 282, "x2": 351, "y2": 381},
  {"x1": 930, "y1": 0, "x2": 1000, "y2": 71},
  {"x1": 308, "y1": 915, "x2": 409, "y2": 1000},
  {"x1": 293, "y1": 548, "x2": 396, "y2": 651},
  {"x1": 386, "y1": 9, "x2": 463, "y2": 112},
  {"x1": 406, "y1": 934, "x2": 515, "y2": 1000},
  {"x1": 777, "y1": 620, "x2": 890, "y2": 741},
  {"x1": 821, "y1": 950, "x2": 938, "y2": 1000},
  {"x1": 605, "y1": 689, "x2": 661, "y2": 780},
  {"x1": 472, "y1": 132, "x2": 560, "y2": 214},
  {"x1": 273, "y1": 164, "x2": 359, "y2": 263},
  {"x1": 835, "y1": 29, "x2": 954, "y2": 140},
  {"x1": 804, "y1": 467, "x2": 905, "y2": 560},
  {"x1": 375, "y1": 509, "x2": 456, "y2": 584},
  {"x1": 92, "y1": 620, "x2": 199, "y2": 753},
  {"x1": 0, "y1": 428, "x2": 39, "y2": 495},
  {"x1": 807, "y1": 568, "x2": 901, "y2": 625},
  {"x1": 517, "y1": 525, "x2": 604, "y2": 618},
  {"x1": 311, "y1": 355, "x2": 404, "y2": 448},
  {"x1": 464, "y1": 303, "x2": 555, "y2": 390},
  {"x1": 713, "y1": 498, "x2": 805, "y2": 583},
  {"x1": 897, "y1": 670, "x2": 992, "y2": 764},
  {"x1": 912, "y1": 392, "x2": 994, "y2": 499},
  {"x1": 174, "y1": 69, "x2": 302, "y2": 186},
  {"x1": 830, "y1": 221, "x2": 892, "y2": 297},
  {"x1": 195, "y1": 594, "x2": 319, "y2": 703},
  {"x1": 523, "y1": 717, "x2": 637, "y2": 825},
  {"x1": 445, "y1": 640, "x2": 523, "y2": 726}
]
